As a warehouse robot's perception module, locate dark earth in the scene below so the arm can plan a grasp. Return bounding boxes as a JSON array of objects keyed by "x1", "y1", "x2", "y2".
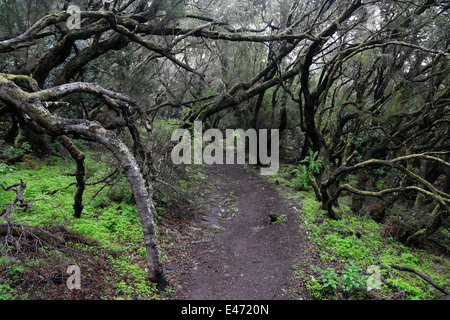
[{"x1": 167, "y1": 162, "x2": 316, "y2": 300}]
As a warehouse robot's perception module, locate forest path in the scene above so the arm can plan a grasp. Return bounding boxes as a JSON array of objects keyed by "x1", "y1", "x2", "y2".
[{"x1": 171, "y1": 163, "x2": 311, "y2": 300}]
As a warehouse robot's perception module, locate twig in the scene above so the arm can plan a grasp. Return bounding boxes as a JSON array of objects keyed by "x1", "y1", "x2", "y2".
[
  {"x1": 87, "y1": 169, "x2": 120, "y2": 204},
  {"x1": 155, "y1": 178, "x2": 178, "y2": 191},
  {"x1": 1, "y1": 181, "x2": 27, "y2": 237}
]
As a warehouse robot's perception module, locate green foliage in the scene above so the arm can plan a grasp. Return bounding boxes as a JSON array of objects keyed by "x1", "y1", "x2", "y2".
[
  {"x1": 321, "y1": 233, "x2": 371, "y2": 261},
  {"x1": 290, "y1": 150, "x2": 323, "y2": 190},
  {"x1": 0, "y1": 163, "x2": 10, "y2": 201},
  {"x1": 349, "y1": 132, "x2": 369, "y2": 148},
  {"x1": 0, "y1": 282, "x2": 25, "y2": 300},
  {"x1": 0, "y1": 155, "x2": 169, "y2": 300},
  {"x1": 298, "y1": 190, "x2": 326, "y2": 227},
  {"x1": 301, "y1": 150, "x2": 324, "y2": 174},
  {"x1": 317, "y1": 267, "x2": 340, "y2": 292},
  {"x1": 376, "y1": 179, "x2": 386, "y2": 191},
  {"x1": 290, "y1": 186, "x2": 449, "y2": 300},
  {"x1": 304, "y1": 277, "x2": 323, "y2": 299},
  {"x1": 315, "y1": 262, "x2": 368, "y2": 297},
  {"x1": 386, "y1": 278, "x2": 424, "y2": 300},
  {"x1": 0, "y1": 139, "x2": 32, "y2": 160},
  {"x1": 0, "y1": 162, "x2": 13, "y2": 179},
  {"x1": 107, "y1": 255, "x2": 160, "y2": 300},
  {"x1": 0, "y1": 0, "x2": 54, "y2": 38},
  {"x1": 0, "y1": 257, "x2": 28, "y2": 300},
  {"x1": 341, "y1": 262, "x2": 368, "y2": 294},
  {"x1": 106, "y1": 176, "x2": 134, "y2": 204},
  {"x1": 290, "y1": 164, "x2": 309, "y2": 190},
  {"x1": 272, "y1": 214, "x2": 287, "y2": 225},
  {"x1": 159, "y1": 0, "x2": 186, "y2": 21}
]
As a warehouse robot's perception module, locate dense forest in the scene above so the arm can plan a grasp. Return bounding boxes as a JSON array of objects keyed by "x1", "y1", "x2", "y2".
[{"x1": 0, "y1": 0, "x2": 448, "y2": 301}]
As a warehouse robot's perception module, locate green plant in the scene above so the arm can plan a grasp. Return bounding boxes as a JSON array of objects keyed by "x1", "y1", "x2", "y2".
[
  {"x1": 376, "y1": 180, "x2": 385, "y2": 191},
  {"x1": 316, "y1": 262, "x2": 368, "y2": 298},
  {"x1": 272, "y1": 214, "x2": 287, "y2": 225},
  {"x1": 0, "y1": 282, "x2": 15, "y2": 300},
  {"x1": 107, "y1": 176, "x2": 134, "y2": 204},
  {"x1": 8, "y1": 265, "x2": 24, "y2": 278},
  {"x1": 296, "y1": 185, "x2": 449, "y2": 300},
  {"x1": 290, "y1": 150, "x2": 323, "y2": 190},
  {"x1": 320, "y1": 233, "x2": 371, "y2": 261},
  {"x1": 107, "y1": 254, "x2": 158, "y2": 299},
  {"x1": 341, "y1": 261, "x2": 367, "y2": 294},
  {"x1": 320, "y1": 252, "x2": 337, "y2": 263},
  {"x1": 0, "y1": 162, "x2": 14, "y2": 203},
  {"x1": 317, "y1": 267, "x2": 340, "y2": 292},
  {"x1": 305, "y1": 278, "x2": 323, "y2": 299},
  {"x1": 0, "y1": 162, "x2": 13, "y2": 175},
  {"x1": 0, "y1": 279, "x2": 27, "y2": 300},
  {"x1": 400, "y1": 253, "x2": 420, "y2": 266},
  {"x1": 301, "y1": 149, "x2": 324, "y2": 174},
  {"x1": 373, "y1": 168, "x2": 386, "y2": 175},
  {"x1": 291, "y1": 164, "x2": 309, "y2": 190},
  {"x1": 21, "y1": 142, "x2": 32, "y2": 153},
  {"x1": 387, "y1": 278, "x2": 424, "y2": 300},
  {"x1": 0, "y1": 140, "x2": 31, "y2": 160}
]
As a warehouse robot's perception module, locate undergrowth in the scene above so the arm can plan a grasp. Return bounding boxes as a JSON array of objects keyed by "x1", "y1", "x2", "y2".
[
  {"x1": 0, "y1": 153, "x2": 175, "y2": 300},
  {"x1": 270, "y1": 163, "x2": 449, "y2": 300}
]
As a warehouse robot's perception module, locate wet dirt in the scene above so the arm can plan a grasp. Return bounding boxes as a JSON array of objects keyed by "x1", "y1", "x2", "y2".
[{"x1": 171, "y1": 163, "x2": 311, "y2": 300}]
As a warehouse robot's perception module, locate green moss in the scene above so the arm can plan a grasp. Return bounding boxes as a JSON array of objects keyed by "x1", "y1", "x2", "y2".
[
  {"x1": 319, "y1": 233, "x2": 374, "y2": 263},
  {"x1": 0, "y1": 155, "x2": 169, "y2": 300},
  {"x1": 106, "y1": 254, "x2": 161, "y2": 300},
  {"x1": 272, "y1": 214, "x2": 288, "y2": 225}
]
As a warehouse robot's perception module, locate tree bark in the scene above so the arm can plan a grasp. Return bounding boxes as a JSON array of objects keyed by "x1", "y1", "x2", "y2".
[{"x1": 56, "y1": 135, "x2": 86, "y2": 219}]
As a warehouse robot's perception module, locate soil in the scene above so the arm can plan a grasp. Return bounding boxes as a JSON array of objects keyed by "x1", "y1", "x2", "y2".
[{"x1": 167, "y1": 162, "x2": 314, "y2": 300}]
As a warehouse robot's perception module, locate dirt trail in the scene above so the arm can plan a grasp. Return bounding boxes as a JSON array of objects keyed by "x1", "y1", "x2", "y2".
[{"x1": 174, "y1": 163, "x2": 310, "y2": 300}]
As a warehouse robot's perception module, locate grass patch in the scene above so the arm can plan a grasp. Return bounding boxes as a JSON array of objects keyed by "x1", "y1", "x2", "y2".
[{"x1": 0, "y1": 154, "x2": 171, "y2": 300}]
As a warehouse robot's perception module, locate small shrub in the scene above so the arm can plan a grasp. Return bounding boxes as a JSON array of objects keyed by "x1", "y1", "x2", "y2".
[
  {"x1": 0, "y1": 282, "x2": 17, "y2": 300},
  {"x1": 341, "y1": 262, "x2": 368, "y2": 294},
  {"x1": 317, "y1": 267, "x2": 340, "y2": 292},
  {"x1": 291, "y1": 164, "x2": 309, "y2": 190},
  {"x1": 290, "y1": 150, "x2": 323, "y2": 190}
]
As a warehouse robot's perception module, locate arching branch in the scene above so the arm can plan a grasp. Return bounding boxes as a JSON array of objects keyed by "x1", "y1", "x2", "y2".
[{"x1": 0, "y1": 73, "x2": 167, "y2": 288}]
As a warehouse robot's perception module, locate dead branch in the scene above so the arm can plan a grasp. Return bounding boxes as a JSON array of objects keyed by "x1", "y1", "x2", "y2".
[
  {"x1": 0, "y1": 223, "x2": 103, "y2": 247},
  {"x1": 1, "y1": 181, "x2": 27, "y2": 227}
]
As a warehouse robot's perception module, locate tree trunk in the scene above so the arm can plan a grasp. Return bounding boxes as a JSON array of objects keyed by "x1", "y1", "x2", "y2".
[{"x1": 56, "y1": 135, "x2": 86, "y2": 219}]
